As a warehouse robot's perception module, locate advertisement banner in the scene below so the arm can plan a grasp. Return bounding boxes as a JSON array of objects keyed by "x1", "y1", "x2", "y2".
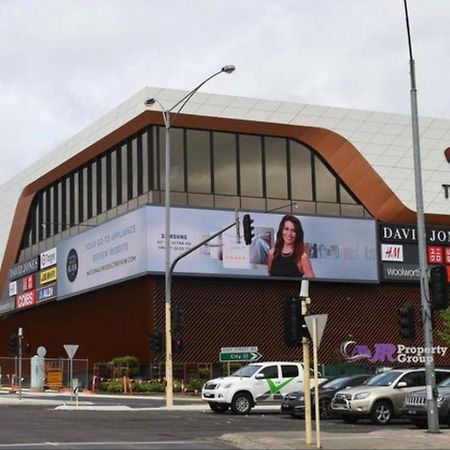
[
  {"x1": 37, "y1": 284, "x2": 57, "y2": 303},
  {"x1": 379, "y1": 223, "x2": 450, "y2": 282},
  {"x1": 56, "y1": 205, "x2": 378, "y2": 299},
  {"x1": 145, "y1": 206, "x2": 378, "y2": 282},
  {"x1": 16, "y1": 290, "x2": 36, "y2": 309},
  {"x1": 57, "y1": 208, "x2": 148, "y2": 299},
  {"x1": 40, "y1": 267, "x2": 57, "y2": 285}
]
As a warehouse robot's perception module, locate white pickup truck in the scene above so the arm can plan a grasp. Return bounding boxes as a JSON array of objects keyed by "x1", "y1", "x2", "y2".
[{"x1": 201, "y1": 361, "x2": 325, "y2": 414}]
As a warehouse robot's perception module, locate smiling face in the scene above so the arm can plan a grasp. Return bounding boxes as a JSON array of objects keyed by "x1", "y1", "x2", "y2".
[{"x1": 282, "y1": 220, "x2": 296, "y2": 247}]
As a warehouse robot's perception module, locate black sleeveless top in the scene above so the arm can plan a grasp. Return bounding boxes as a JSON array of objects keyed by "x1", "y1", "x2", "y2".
[{"x1": 269, "y1": 253, "x2": 303, "y2": 277}]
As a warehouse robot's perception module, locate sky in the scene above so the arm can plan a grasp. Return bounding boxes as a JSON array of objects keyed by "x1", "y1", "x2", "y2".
[{"x1": 1, "y1": 0, "x2": 450, "y2": 185}]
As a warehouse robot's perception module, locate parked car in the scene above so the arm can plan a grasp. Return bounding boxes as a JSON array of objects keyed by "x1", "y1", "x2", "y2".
[
  {"x1": 201, "y1": 361, "x2": 326, "y2": 415},
  {"x1": 331, "y1": 368, "x2": 450, "y2": 425},
  {"x1": 281, "y1": 374, "x2": 372, "y2": 419},
  {"x1": 402, "y1": 375, "x2": 450, "y2": 428}
]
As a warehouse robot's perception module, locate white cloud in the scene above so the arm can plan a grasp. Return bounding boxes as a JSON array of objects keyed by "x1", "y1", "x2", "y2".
[{"x1": 1, "y1": 0, "x2": 449, "y2": 184}]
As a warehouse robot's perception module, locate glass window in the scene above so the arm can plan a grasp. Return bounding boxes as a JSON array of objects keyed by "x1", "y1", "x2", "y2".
[
  {"x1": 400, "y1": 371, "x2": 425, "y2": 387},
  {"x1": 290, "y1": 141, "x2": 312, "y2": 200},
  {"x1": 186, "y1": 129, "x2": 211, "y2": 193},
  {"x1": 213, "y1": 132, "x2": 237, "y2": 195},
  {"x1": 131, "y1": 137, "x2": 138, "y2": 198},
  {"x1": 259, "y1": 365, "x2": 279, "y2": 379},
  {"x1": 281, "y1": 365, "x2": 299, "y2": 378},
  {"x1": 315, "y1": 156, "x2": 337, "y2": 202},
  {"x1": 91, "y1": 161, "x2": 98, "y2": 217},
  {"x1": 81, "y1": 167, "x2": 88, "y2": 222},
  {"x1": 340, "y1": 184, "x2": 356, "y2": 204},
  {"x1": 239, "y1": 134, "x2": 262, "y2": 197},
  {"x1": 120, "y1": 144, "x2": 128, "y2": 203},
  {"x1": 265, "y1": 137, "x2": 288, "y2": 199},
  {"x1": 142, "y1": 130, "x2": 150, "y2": 193},
  {"x1": 73, "y1": 172, "x2": 79, "y2": 224},
  {"x1": 100, "y1": 155, "x2": 107, "y2": 212},
  {"x1": 159, "y1": 127, "x2": 184, "y2": 192},
  {"x1": 110, "y1": 151, "x2": 117, "y2": 208}
]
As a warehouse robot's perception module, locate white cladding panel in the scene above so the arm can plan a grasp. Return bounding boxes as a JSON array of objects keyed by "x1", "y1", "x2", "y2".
[{"x1": 0, "y1": 87, "x2": 449, "y2": 267}]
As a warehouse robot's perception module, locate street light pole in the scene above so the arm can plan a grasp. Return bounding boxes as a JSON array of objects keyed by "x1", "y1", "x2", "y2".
[
  {"x1": 403, "y1": 0, "x2": 439, "y2": 432},
  {"x1": 145, "y1": 65, "x2": 235, "y2": 407}
]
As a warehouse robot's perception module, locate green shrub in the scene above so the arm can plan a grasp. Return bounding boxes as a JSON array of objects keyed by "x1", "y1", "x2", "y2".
[
  {"x1": 173, "y1": 379, "x2": 183, "y2": 392},
  {"x1": 198, "y1": 367, "x2": 210, "y2": 380},
  {"x1": 147, "y1": 382, "x2": 165, "y2": 392},
  {"x1": 111, "y1": 356, "x2": 140, "y2": 377},
  {"x1": 106, "y1": 380, "x2": 124, "y2": 393},
  {"x1": 187, "y1": 378, "x2": 203, "y2": 392}
]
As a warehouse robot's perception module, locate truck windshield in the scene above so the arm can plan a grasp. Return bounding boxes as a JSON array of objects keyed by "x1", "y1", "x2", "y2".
[
  {"x1": 232, "y1": 364, "x2": 262, "y2": 378},
  {"x1": 366, "y1": 371, "x2": 401, "y2": 386}
]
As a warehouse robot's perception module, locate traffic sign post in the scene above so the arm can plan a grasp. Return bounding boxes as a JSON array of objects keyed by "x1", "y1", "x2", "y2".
[
  {"x1": 219, "y1": 346, "x2": 261, "y2": 363},
  {"x1": 64, "y1": 344, "x2": 79, "y2": 402}
]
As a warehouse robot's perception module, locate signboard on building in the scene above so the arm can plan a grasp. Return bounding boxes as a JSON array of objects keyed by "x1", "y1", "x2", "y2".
[
  {"x1": 379, "y1": 223, "x2": 450, "y2": 282},
  {"x1": 9, "y1": 256, "x2": 39, "y2": 280},
  {"x1": 40, "y1": 247, "x2": 57, "y2": 269},
  {"x1": 56, "y1": 205, "x2": 379, "y2": 300}
]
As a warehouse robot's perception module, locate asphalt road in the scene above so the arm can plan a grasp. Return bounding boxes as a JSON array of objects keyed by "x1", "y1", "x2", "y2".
[{"x1": 0, "y1": 393, "x2": 424, "y2": 450}]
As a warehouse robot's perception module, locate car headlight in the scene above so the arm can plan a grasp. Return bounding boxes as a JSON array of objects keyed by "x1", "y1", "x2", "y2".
[
  {"x1": 353, "y1": 392, "x2": 371, "y2": 400},
  {"x1": 437, "y1": 395, "x2": 449, "y2": 407}
]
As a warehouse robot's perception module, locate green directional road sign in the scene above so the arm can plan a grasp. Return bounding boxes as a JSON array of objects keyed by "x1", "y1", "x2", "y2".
[{"x1": 220, "y1": 351, "x2": 261, "y2": 362}]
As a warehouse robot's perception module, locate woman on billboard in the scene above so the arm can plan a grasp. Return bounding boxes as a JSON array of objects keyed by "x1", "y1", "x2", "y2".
[{"x1": 267, "y1": 215, "x2": 315, "y2": 278}]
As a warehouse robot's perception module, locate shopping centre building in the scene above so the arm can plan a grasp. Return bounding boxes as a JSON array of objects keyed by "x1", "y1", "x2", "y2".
[{"x1": 0, "y1": 87, "x2": 449, "y2": 372}]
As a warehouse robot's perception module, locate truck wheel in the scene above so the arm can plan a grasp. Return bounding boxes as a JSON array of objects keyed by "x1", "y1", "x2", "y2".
[
  {"x1": 231, "y1": 392, "x2": 252, "y2": 415},
  {"x1": 342, "y1": 415, "x2": 359, "y2": 424},
  {"x1": 370, "y1": 401, "x2": 393, "y2": 425},
  {"x1": 209, "y1": 402, "x2": 229, "y2": 413}
]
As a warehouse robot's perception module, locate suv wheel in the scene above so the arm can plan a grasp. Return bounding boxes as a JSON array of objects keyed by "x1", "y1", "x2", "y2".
[
  {"x1": 209, "y1": 402, "x2": 229, "y2": 413},
  {"x1": 231, "y1": 392, "x2": 252, "y2": 415},
  {"x1": 319, "y1": 399, "x2": 333, "y2": 420},
  {"x1": 370, "y1": 401, "x2": 393, "y2": 425}
]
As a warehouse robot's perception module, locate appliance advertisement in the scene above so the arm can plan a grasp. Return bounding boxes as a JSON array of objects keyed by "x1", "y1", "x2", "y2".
[{"x1": 57, "y1": 205, "x2": 378, "y2": 299}]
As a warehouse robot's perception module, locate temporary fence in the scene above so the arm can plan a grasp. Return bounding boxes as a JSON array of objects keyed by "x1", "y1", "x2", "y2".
[{"x1": 0, "y1": 356, "x2": 89, "y2": 391}]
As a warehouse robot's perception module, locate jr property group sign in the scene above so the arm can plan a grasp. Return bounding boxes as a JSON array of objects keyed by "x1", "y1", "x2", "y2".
[{"x1": 57, "y1": 205, "x2": 379, "y2": 300}]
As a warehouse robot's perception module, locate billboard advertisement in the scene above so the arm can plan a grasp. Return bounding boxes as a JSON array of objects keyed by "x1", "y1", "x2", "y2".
[
  {"x1": 379, "y1": 223, "x2": 450, "y2": 282},
  {"x1": 57, "y1": 208, "x2": 149, "y2": 299},
  {"x1": 57, "y1": 205, "x2": 378, "y2": 299},
  {"x1": 145, "y1": 206, "x2": 378, "y2": 282}
]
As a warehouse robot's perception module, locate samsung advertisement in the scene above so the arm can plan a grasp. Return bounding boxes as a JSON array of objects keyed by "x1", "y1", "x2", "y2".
[{"x1": 56, "y1": 205, "x2": 379, "y2": 299}]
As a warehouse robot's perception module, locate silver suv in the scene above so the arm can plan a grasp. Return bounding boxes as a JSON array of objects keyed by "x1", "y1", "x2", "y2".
[{"x1": 331, "y1": 368, "x2": 450, "y2": 425}]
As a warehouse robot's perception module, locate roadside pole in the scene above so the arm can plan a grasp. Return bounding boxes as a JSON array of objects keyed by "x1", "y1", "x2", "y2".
[
  {"x1": 300, "y1": 280, "x2": 312, "y2": 445},
  {"x1": 18, "y1": 328, "x2": 23, "y2": 400},
  {"x1": 312, "y1": 318, "x2": 321, "y2": 449}
]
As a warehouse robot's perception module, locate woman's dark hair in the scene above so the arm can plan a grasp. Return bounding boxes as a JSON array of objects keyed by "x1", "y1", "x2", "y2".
[{"x1": 273, "y1": 215, "x2": 305, "y2": 260}]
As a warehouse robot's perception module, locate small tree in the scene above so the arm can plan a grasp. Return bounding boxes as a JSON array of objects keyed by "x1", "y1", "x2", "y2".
[{"x1": 438, "y1": 309, "x2": 450, "y2": 344}]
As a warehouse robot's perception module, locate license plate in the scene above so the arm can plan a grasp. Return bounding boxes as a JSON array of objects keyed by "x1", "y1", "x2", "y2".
[
  {"x1": 408, "y1": 410, "x2": 417, "y2": 415},
  {"x1": 203, "y1": 393, "x2": 213, "y2": 398}
]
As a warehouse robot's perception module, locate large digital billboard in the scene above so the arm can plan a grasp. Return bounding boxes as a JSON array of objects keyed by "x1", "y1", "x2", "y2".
[{"x1": 57, "y1": 205, "x2": 379, "y2": 299}]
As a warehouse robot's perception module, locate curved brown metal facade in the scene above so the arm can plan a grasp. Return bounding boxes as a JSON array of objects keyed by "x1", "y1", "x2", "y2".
[{"x1": 0, "y1": 112, "x2": 449, "y2": 369}]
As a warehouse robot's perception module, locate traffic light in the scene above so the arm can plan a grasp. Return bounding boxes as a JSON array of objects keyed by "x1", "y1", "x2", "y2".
[
  {"x1": 150, "y1": 330, "x2": 163, "y2": 356},
  {"x1": 399, "y1": 303, "x2": 415, "y2": 340},
  {"x1": 283, "y1": 296, "x2": 310, "y2": 347},
  {"x1": 172, "y1": 305, "x2": 183, "y2": 333},
  {"x1": 8, "y1": 333, "x2": 18, "y2": 355},
  {"x1": 430, "y1": 265, "x2": 449, "y2": 310},
  {"x1": 173, "y1": 337, "x2": 183, "y2": 353},
  {"x1": 243, "y1": 214, "x2": 255, "y2": 245}
]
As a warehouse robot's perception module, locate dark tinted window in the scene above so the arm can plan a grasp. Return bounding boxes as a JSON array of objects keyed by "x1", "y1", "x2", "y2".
[
  {"x1": 259, "y1": 365, "x2": 278, "y2": 379},
  {"x1": 281, "y1": 365, "x2": 298, "y2": 378},
  {"x1": 436, "y1": 371, "x2": 450, "y2": 384},
  {"x1": 400, "y1": 371, "x2": 425, "y2": 387}
]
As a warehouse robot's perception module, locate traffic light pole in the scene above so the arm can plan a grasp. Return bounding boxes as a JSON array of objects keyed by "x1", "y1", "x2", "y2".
[
  {"x1": 403, "y1": 0, "x2": 439, "y2": 432},
  {"x1": 300, "y1": 281, "x2": 312, "y2": 445},
  {"x1": 18, "y1": 328, "x2": 23, "y2": 400}
]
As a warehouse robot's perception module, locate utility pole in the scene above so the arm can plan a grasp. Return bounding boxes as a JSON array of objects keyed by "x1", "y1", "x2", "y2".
[
  {"x1": 18, "y1": 327, "x2": 23, "y2": 400},
  {"x1": 403, "y1": 0, "x2": 439, "y2": 432}
]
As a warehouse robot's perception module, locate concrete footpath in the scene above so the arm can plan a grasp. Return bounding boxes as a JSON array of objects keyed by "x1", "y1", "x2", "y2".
[
  {"x1": 219, "y1": 429, "x2": 450, "y2": 449},
  {"x1": 1, "y1": 391, "x2": 449, "y2": 449}
]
